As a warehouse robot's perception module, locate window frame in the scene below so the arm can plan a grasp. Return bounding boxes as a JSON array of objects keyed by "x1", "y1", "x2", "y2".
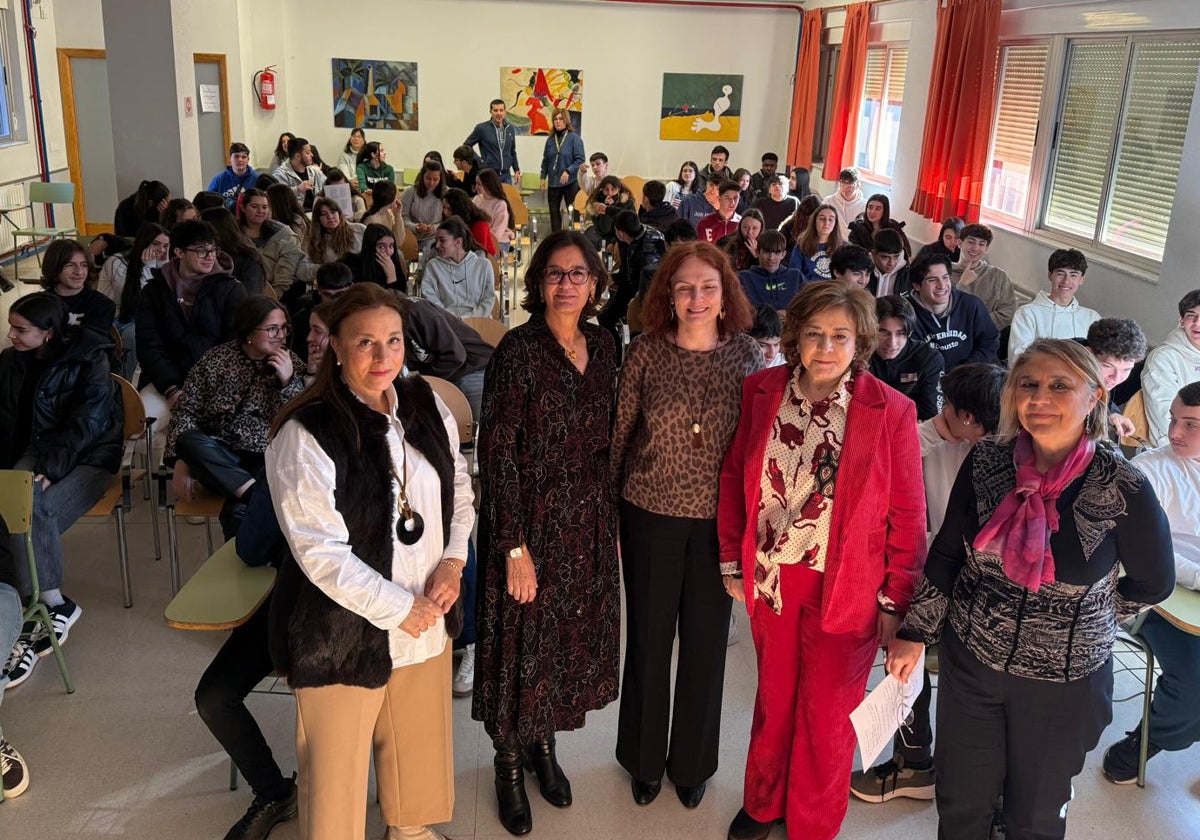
[
  {"x1": 854, "y1": 42, "x2": 908, "y2": 187},
  {"x1": 811, "y1": 43, "x2": 840, "y2": 167},
  {"x1": 0, "y1": 0, "x2": 24, "y2": 147}
]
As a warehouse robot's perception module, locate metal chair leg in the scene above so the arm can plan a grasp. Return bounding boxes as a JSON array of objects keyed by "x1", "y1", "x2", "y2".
[
  {"x1": 167, "y1": 507, "x2": 181, "y2": 595},
  {"x1": 115, "y1": 505, "x2": 133, "y2": 608},
  {"x1": 229, "y1": 758, "x2": 239, "y2": 792},
  {"x1": 1138, "y1": 646, "x2": 1155, "y2": 788},
  {"x1": 32, "y1": 601, "x2": 74, "y2": 694},
  {"x1": 205, "y1": 518, "x2": 215, "y2": 555}
]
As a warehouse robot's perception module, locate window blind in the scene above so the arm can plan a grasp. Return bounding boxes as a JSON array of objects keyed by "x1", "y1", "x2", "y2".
[
  {"x1": 1101, "y1": 41, "x2": 1200, "y2": 261},
  {"x1": 863, "y1": 47, "x2": 887, "y2": 104},
  {"x1": 990, "y1": 45, "x2": 1048, "y2": 178},
  {"x1": 887, "y1": 47, "x2": 909, "y2": 107}
]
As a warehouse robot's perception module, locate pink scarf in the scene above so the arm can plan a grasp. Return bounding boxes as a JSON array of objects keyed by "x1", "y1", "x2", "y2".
[{"x1": 973, "y1": 431, "x2": 1095, "y2": 592}]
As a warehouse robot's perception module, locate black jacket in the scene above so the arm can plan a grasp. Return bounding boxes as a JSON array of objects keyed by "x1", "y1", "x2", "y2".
[
  {"x1": 869, "y1": 338, "x2": 945, "y2": 421},
  {"x1": 134, "y1": 260, "x2": 247, "y2": 395},
  {"x1": 848, "y1": 218, "x2": 912, "y2": 258},
  {"x1": 0, "y1": 328, "x2": 123, "y2": 482},
  {"x1": 268, "y1": 376, "x2": 456, "y2": 689},
  {"x1": 638, "y1": 202, "x2": 677, "y2": 234},
  {"x1": 617, "y1": 226, "x2": 667, "y2": 296},
  {"x1": 57, "y1": 287, "x2": 116, "y2": 338}
]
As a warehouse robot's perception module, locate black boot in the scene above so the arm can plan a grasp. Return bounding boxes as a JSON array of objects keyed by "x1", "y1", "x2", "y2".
[
  {"x1": 494, "y1": 734, "x2": 532, "y2": 835},
  {"x1": 523, "y1": 736, "x2": 572, "y2": 807}
]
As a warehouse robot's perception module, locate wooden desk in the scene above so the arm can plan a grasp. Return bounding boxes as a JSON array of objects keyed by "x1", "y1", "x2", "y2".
[
  {"x1": 1155, "y1": 585, "x2": 1200, "y2": 635},
  {"x1": 164, "y1": 538, "x2": 275, "y2": 631}
]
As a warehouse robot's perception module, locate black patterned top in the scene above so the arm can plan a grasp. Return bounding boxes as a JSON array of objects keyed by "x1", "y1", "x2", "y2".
[{"x1": 898, "y1": 438, "x2": 1175, "y2": 682}]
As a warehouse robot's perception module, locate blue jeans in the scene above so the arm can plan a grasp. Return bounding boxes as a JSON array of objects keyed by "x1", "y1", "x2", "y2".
[
  {"x1": 0, "y1": 582, "x2": 21, "y2": 735},
  {"x1": 501, "y1": 172, "x2": 514, "y2": 185},
  {"x1": 0, "y1": 456, "x2": 111, "y2": 596},
  {"x1": 116, "y1": 320, "x2": 137, "y2": 382},
  {"x1": 1141, "y1": 609, "x2": 1200, "y2": 751}
]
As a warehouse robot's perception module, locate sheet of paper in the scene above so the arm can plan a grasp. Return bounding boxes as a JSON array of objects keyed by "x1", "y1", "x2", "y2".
[
  {"x1": 324, "y1": 182, "x2": 353, "y2": 217},
  {"x1": 199, "y1": 84, "x2": 220, "y2": 113},
  {"x1": 850, "y1": 650, "x2": 925, "y2": 771}
]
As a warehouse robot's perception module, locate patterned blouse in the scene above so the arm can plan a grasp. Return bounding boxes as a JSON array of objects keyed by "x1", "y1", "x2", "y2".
[{"x1": 754, "y1": 370, "x2": 852, "y2": 613}]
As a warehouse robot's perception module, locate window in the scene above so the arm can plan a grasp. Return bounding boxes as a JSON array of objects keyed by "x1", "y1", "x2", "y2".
[
  {"x1": 854, "y1": 45, "x2": 908, "y2": 182},
  {"x1": 0, "y1": 0, "x2": 22, "y2": 145},
  {"x1": 811, "y1": 45, "x2": 840, "y2": 166},
  {"x1": 1042, "y1": 38, "x2": 1200, "y2": 263},
  {"x1": 983, "y1": 44, "x2": 1049, "y2": 225}
]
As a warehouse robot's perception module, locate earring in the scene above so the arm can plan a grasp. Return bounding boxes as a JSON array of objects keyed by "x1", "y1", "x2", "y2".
[
  {"x1": 336, "y1": 356, "x2": 342, "y2": 367},
  {"x1": 719, "y1": 306, "x2": 727, "y2": 320},
  {"x1": 670, "y1": 303, "x2": 676, "y2": 322}
]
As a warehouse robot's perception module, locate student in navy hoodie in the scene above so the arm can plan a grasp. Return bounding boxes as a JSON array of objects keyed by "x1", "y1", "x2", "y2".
[
  {"x1": 869, "y1": 295, "x2": 945, "y2": 420},
  {"x1": 903, "y1": 254, "x2": 998, "y2": 370},
  {"x1": 207, "y1": 143, "x2": 258, "y2": 210},
  {"x1": 677, "y1": 179, "x2": 720, "y2": 229},
  {"x1": 737, "y1": 230, "x2": 803, "y2": 315},
  {"x1": 638, "y1": 180, "x2": 677, "y2": 233}
]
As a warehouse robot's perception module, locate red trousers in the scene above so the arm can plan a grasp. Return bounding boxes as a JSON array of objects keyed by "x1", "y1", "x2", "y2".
[{"x1": 743, "y1": 565, "x2": 879, "y2": 840}]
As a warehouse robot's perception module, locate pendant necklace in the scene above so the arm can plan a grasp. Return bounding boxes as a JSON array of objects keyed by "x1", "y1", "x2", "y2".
[
  {"x1": 671, "y1": 332, "x2": 720, "y2": 450},
  {"x1": 390, "y1": 442, "x2": 425, "y2": 545}
]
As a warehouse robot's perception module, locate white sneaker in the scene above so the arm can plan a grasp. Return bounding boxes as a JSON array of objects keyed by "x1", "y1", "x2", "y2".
[
  {"x1": 387, "y1": 825, "x2": 448, "y2": 839},
  {"x1": 1, "y1": 738, "x2": 29, "y2": 798},
  {"x1": 452, "y1": 644, "x2": 474, "y2": 697}
]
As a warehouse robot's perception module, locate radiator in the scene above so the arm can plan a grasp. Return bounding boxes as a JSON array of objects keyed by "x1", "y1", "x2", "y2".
[{"x1": 0, "y1": 181, "x2": 33, "y2": 258}]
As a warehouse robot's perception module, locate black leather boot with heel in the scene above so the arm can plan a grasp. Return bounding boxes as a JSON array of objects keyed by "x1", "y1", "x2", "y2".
[
  {"x1": 523, "y1": 736, "x2": 572, "y2": 807},
  {"x1": 494, "y1": 734, "x2": 533, "y2": 835}
]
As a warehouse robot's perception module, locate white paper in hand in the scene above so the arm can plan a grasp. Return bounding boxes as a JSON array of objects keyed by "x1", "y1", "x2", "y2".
[
  {"x1": 849, "y1": 651, "x2": 925, "y2": 770},
  {"x1": 324, "y1": 182, "x2": 354, "y2": 218}
]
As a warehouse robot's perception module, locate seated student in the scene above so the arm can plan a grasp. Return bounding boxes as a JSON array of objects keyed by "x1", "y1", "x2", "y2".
[
  {"x1": 697, "y1": 144, "x2": 732, "y2": 190},
  {"x1": 787, "y1": 203, "x2": 843, "y2": 282},
  {"x1": 639, "y1": 179, "x2": 676, "y2": 233},
  {"x1": 340, "y1": 223, "x2": 408, "y2": 294},
  {"x1": 738, "y1": 230, "x2": 803, "y2": 315},
  {"x1": 114, "y1": 179, "x2": 171, "y2": 238},
  {"x1": 354, "y1": 141, "x2": 395, "y2": 192},
  {"x1": 822, "y1": 168, "x2": 867, "y2": 238},
  {"x1": 869, "y1": 295, "x2": 945, "y2": 421},
  {"x1": 829, "y1": 244, "x2": 875, "y2": 291},
  {"x1": 695, "y1": 180, "x2": 742, "y2": 244},
  {"x1": 1143, "y1": 289, "x2": 1200, "y2": 445},
  {"x1": 913, "y1": 217, "x2": 964, "y2": 265},
  {"x1": 40, "y1": 239, "x2": 115, "y2": 338},
  {"x1": 265, "y1": 183, "x2": 309, "y2": 239},
  {"x1": 473, "y1": 168, "x2": 516, "y2": 254},
  {"x1": 202, "y1": 207, "x2": 266, "y2": 295},
  {"x1": 135, "y1": 220, "x2": 247, "y2": 431},
  {"x1": 1103, "y1": 382, "x2": 1200, "y2": 784},
  {"x1": 193, "y1": 192, "x2": 226, "y2": 215},
  {"x1": 99, "y1": 223, "x2": 170, "y2": 380},
  {"x1": 585, "y1": 175, "x2": 636, "y2": 249},
  {"x1": 733, "y1": 168, "x2": 755, "y2": 214},
  {"x1": 1, "y1": 581, "x2": 27, "y2": 796},
  {"x1": 749, "y1": 152, "x2": 780, "y2": 201},
  {"x1": 321, "y1": 168, "x2": 366, "y2": 221},
  {"x1": 787, "y1": 166, "x2": 817, "y2": 201},
  {"x1": 207, "y1": 142, "x2": 257, "y2": 209},
  {"x1": 720, "y1": 209, "x2": 763, "y2": 271},
  {"x1": 161, "y1": 197, "x2": 199, "y2": 230},
  {"x1": 337, "y1": 128, "x2": 366, "y2": 187},
  {"x1": 0, "y1": 293, "x2": 122, "y2": 687},
  {"x1": 871, "y1": 228, "x2": 912, "y2": 297},
  {"x1": 401, "y1": 161, "x2": 447, "y2": 252},
  {"x1": 271, "y1": 136, "x2": 326, "y2": 212},
  {"x1": 950, "y1": 223, "x2": 1017, "y2": 334},
  {"x1": 421, "y1": 217, "x2": 495, "y2": 319},
  {"x1": 663, "y1": 160, "x2": 701, "y2": 208},
  {"x1": 677, "y1": 178, "x2": 721, "y2": 230},
  {"x1": 1008, "y1": 248, "x2": 1101, "y2": 363},
  {"x1": 848, "y1": 194, "x2": 912, "y2": 258},
  {"x1": 87, "y1": 231, "x2": 132, "y2": 270},
  {"x1": 397, "y1": 292, "x2": 495, "y2": 423},
  {"x1": 236, "y1": 188, "x2": 304, "y2": 301},
  {"x1": 303, "y1": 300, "x2": 335, "y2": 385},
  {"x1": 850, "y1": 362, "x2": 1004, "y2": 804},
  {"x1": 903, "y1": 253, "x2": 999, "y2": 370},
  {"x1": 290, "y1": 263, "x2": 353, "y2": 366},
  {"x1": 297, "y1": 197, "x2": 366, "y2": 284},
  {"x1": 781, "y1": 193, "x2": 821, "y2": 250},
  {"x1": 361, "y1": 180, "x2": 405, "y2": 241},
  {"x1": 753, "y1": 174, "x2": 799, "y2": 234},
  {"x1": 577, "y1": 151, "x2": 609, "y2": 198},
  {"x1": 601, "y1": 210, "x2": 667, "y2": 355},
  {"x1": 664, "y1": 218, "x2": 698, "y2": 246},
  {"x1": 1084, "y1": 317, "x2": 1148, "y2": 438},
  {"x1": 449, "y1": 144, "x2": 486, "y2": 197},
  {"x1": 443, "y1": 187, "x2": 498, "y2": 257},
  {"x1": 267, "y1": 132, "x2": 293, "y2": 173},
  {"x1": 164, "y1": 295, "x2": 305, "y2": 538},
  {"x1": 749, "y1": 303, "x2": 785, "y2": 368}
]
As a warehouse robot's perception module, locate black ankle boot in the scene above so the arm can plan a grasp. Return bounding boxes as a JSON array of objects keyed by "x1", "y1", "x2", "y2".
[
  {"x1": 494, "y1": 735, "x2": 533, "y2": 835},
  {"x1": 523, "y1": 736, "x2": 572, "y2": 807}
]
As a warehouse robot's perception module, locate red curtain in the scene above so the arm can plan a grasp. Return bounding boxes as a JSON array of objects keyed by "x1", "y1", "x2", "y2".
[
  {"x1": 786, "y1": 9, "x2": 824, "y2": 170},
  {"x1": 821, "y1": 2, "x2": 872, "y2": 183},
  {"x1": 909, "y1": 0, "x2": 1002, "y2": 222}
]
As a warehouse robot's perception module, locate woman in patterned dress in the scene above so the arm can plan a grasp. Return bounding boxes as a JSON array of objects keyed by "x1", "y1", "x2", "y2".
[
  {"x1": 718, "y1": 281, "x2": 927, "y2": 840},
  {"x1": 611, "y1": 241, "x2": 761, "y2": 810},
  {"x1": 473, "y1": 229, "x2": 620, "y2": 836}
]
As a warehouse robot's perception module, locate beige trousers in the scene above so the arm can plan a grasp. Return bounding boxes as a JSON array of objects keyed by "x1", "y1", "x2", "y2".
[{"x1": 294, "y1": 645, "x2": 454, "y2": 840}]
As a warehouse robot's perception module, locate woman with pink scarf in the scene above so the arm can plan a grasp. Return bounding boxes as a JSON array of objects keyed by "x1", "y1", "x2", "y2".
[{"x1": 887, "y1": 338, "x2": 1174, "y2": 840}]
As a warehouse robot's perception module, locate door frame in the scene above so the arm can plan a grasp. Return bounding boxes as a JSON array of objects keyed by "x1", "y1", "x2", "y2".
[
  {"x1": 56, "y1": 47, "x2": 110, "y2": 236},
  {"x1": 193, "y1": 53, "x2": 232, "y2": 157}
]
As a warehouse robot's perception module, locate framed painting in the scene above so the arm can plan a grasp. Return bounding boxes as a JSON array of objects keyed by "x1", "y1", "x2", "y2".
[
  {"x1": 332, "y1": 58, "x2": 418, "y2": 130},
  {"x1": 500, "y1": 66, "x2": 583, "y2": 135},
  {"x1": 660, "y1": 73, "x2": 743, "y2": 141}
]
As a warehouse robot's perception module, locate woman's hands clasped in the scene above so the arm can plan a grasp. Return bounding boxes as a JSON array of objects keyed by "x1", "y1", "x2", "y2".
[
  {"x1": 425, "y1": 558, "x2": 463, "y2": 612},
  {"x1": 399, "y1": 595, "x2": 444, "y2": 638}
]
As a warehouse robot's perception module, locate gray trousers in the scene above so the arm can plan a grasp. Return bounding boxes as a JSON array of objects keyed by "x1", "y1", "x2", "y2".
[{"x1": 0, "y1": 455, "x2": 110, "y2": 596}]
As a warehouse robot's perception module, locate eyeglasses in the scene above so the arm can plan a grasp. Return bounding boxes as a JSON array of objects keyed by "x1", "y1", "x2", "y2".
[
  {"x1": 186, "y1": 247, "x2": 219, "y2": 258},
  {"x1": 255, "y1": 324, "x2": 292, "y2": 338},
  {"x1": 543, "y1": 267, "x2": 590, "y2": 285}
]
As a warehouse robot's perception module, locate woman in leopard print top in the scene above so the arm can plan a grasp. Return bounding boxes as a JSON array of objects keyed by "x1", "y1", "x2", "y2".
[{"x1": 888, "y1": 339, "x2": 1174, "y2": 840}]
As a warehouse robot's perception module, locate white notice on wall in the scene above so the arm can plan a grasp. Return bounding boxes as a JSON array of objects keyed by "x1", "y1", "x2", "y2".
[{"x1": 199, "y1": 84, "x2": 221, "y2": 113}]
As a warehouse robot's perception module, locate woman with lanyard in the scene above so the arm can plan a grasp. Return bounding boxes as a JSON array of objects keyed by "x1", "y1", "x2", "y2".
[{"x1": 539, "y1": 108, "x2": 585, "y2": 233}]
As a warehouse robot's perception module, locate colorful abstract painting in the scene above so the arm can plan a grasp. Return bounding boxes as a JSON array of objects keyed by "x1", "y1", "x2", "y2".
[
  {"x1": 500, "y1": 67, "x2": 583, "y2": 135},
  {"x1": 660, "y1": 73, "x2": 743, "y2": 141},
  {"x1": 332, "y1": 58, "x2": 418, "y2": 130}
]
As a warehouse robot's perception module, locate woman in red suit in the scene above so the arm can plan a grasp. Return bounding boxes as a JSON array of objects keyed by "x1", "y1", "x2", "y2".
[{"x1": 718, "y1": 281, "x2": 927, "y2": 840}]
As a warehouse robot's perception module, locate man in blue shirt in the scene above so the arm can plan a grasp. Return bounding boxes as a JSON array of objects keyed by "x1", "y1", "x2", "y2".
[
  {"x1": 464, "y1": 100, "x2": 521, "y2": 184},
  {"x1": 207, "y1": 142, "x2": 257, "y2": 209}
]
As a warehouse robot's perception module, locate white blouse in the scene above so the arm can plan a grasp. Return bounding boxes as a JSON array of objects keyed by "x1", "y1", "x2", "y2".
[{"x1": 266, "y1": 385, "x2": 475, "y2": 668}]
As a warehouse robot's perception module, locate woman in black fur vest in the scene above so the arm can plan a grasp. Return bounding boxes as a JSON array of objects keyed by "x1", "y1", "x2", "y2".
[{"x1": 266, "y1": 283, "x2": 475, "y2": 840}]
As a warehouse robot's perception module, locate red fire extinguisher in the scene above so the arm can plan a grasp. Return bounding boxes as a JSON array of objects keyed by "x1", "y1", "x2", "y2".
[{"x1": 253, "y1": 65, "x2": 277, "y2": 110}]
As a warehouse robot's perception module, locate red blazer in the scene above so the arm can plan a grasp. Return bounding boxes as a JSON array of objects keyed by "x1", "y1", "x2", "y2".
[{"x1": 717, "y1": 366, "x2": 927, "y2": 635}]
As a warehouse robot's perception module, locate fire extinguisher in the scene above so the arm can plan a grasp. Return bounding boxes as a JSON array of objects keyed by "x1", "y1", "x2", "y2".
[{"x1": 252, "y1": 65, "x2": 277, "y2": 110}]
